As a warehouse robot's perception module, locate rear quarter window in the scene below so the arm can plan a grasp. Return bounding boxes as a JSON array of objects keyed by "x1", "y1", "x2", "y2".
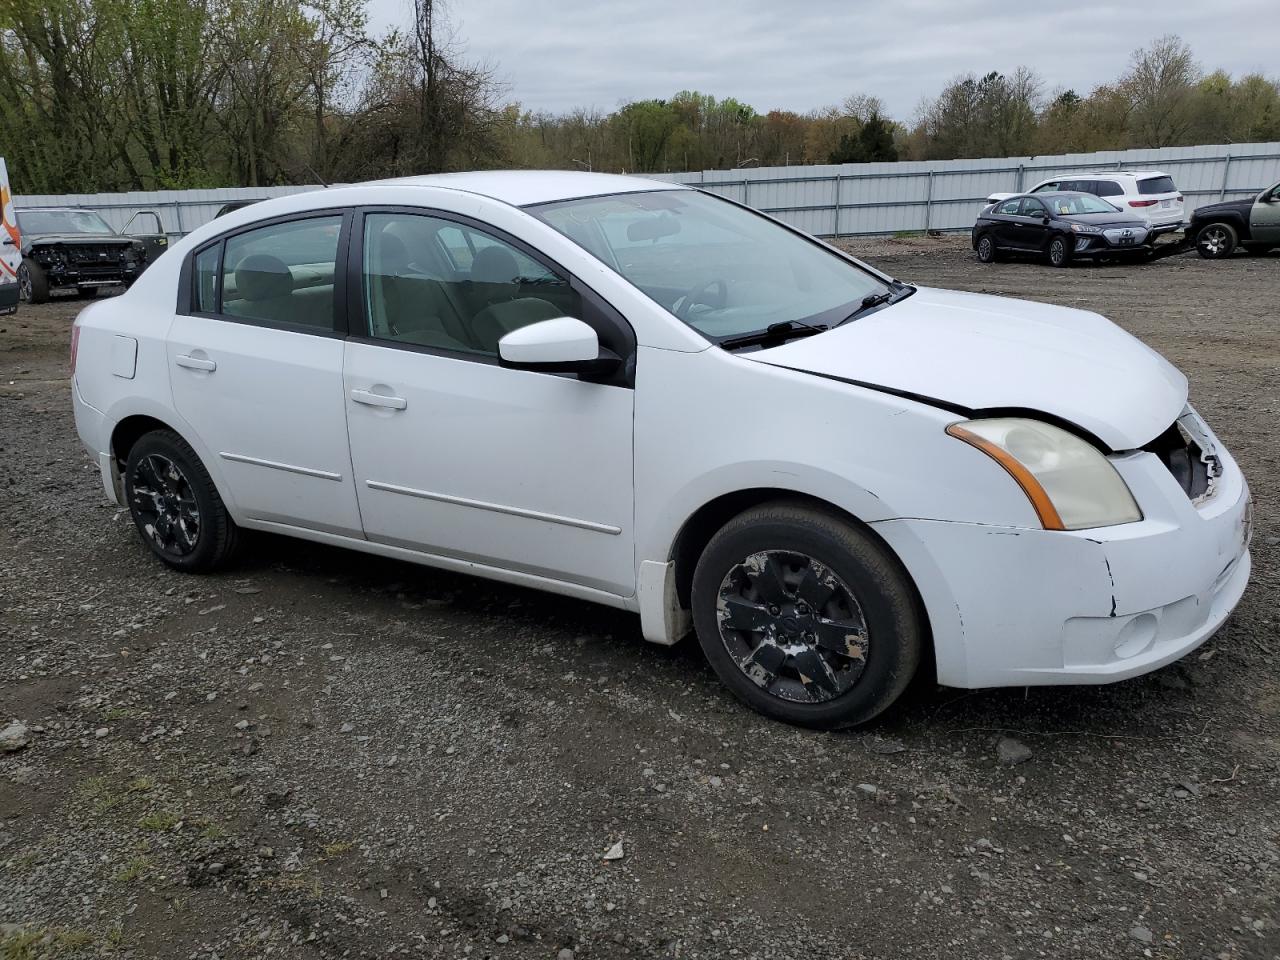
[
  {"x1": 1137, "y1": 176, "x2": 1177, "y2": 195},
  {"x1": 1095, "y1": 180, "x2": 1125, "y2": 197}
]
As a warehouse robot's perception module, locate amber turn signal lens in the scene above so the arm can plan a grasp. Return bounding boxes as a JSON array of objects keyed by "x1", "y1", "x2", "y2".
[{"x1": 946, "y1": 423, "x2": 1066, "y2": 531}]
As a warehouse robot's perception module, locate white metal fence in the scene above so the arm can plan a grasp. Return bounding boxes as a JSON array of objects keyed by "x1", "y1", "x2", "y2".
[
  {"x1": 13, "y1": 141, "x2": 1280, "y2": 240},
  {"x1": 656, "y1": 141, "x2": 1280, "y2": 237}
]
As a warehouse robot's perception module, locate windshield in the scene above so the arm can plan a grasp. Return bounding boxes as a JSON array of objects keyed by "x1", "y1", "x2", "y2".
[
  {"x1": 18, "y1": 210, "x2": 116, "y2": 236},
  {"x1": 1045, "y1": 194, "x2": 1121, "y2": 216},
  {"x1": 529, "y1": 190, "x2": 890, "y2": 341}
]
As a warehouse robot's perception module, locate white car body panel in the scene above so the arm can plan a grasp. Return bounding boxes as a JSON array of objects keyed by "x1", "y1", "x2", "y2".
[
  {"x1": 343, "y1": 340, "x2": 636, "y2": 596},
  {"x1": 168, "y1": 315, "x2": 364, "y2": 537},
  {"x1": 70, "y1": 171, "x2": 1251, "y2": 695},
  {"x1": 748, "y1": 286, "x2": 1188, "y2": 450}
]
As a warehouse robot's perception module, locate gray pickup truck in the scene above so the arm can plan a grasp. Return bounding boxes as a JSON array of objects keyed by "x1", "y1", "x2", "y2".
[{"x1": 1189, "y1": 179, "x2": 1280, "y2": 258}]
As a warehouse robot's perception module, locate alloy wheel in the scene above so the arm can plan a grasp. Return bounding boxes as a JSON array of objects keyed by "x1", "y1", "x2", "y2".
[
  {"x1": 978, "y1": 237, "x2": 994, "y2": 262},
  {"x1": 715, "y1": 550, "x2": 869, "y2": 704},
  {"x1": 129, "y1": 453, "x2": 201, "y2": 558},
  {"x1": 1199, "y1": 226, "x2": 1230, "y2": 257},
  {"x1": 1050, "y1": 239, "x2": 1067, "y2": 266}
]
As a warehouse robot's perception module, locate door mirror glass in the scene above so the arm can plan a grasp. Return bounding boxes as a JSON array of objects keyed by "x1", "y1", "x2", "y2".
[{"x1": 498, "y1": 316, "x2": 618, "y2": 375}]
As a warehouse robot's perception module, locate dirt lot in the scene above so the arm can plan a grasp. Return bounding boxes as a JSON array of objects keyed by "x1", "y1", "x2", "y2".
[{"x1": 2, "y1": 238, "x2": 1278, "y2": 960}]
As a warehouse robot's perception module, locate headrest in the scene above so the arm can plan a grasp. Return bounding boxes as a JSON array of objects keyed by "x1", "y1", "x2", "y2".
[
  {"x1": 470, "y1": 245, "x2": 518, "y2": 284},
  {"x1": 375, "y1": 231, "x2": 409, "y2": 273},
  {"x1": 235, "y1": 254, "x2": 293, "y2": 301}
]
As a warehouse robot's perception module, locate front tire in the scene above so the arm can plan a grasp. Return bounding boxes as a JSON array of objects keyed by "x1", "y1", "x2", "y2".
[
  {"x1": 17, "y1": 260, "x2": 49, "y2": 303},
  {"x1": 975, "y1": 234, "x2": 999, "y2": 263},
  {"x1": 691, "y1": 501, "x2": 923, "y2": 729},
  {"x1": 1196, "y1": 222, "x2": 1237, "y2": 259},
  {"x1": 1047, "y1": 236, "x2": 1071, "y2": 268},
  {"x1": 124, "y1": 430, "x2": 240, "y2": 572}
]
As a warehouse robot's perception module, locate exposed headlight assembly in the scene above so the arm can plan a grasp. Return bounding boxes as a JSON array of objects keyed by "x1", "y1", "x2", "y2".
[{"x1": 947, "y1": 418, "x2": 1142, "y2": 530}]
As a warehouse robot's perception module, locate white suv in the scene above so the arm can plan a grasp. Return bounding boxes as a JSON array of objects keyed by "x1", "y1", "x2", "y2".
[{"x1": 990, "y1": 171, "x2": 1185, "y2": 235}]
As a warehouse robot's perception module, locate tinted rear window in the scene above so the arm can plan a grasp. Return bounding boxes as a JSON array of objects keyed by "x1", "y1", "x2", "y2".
[
  {"x1": 1137, "y1": 176, "x2": 1176, "y2": 195},
  {"x1": 1095, "y1": 180, "x2": 1124, "y2": 197}
]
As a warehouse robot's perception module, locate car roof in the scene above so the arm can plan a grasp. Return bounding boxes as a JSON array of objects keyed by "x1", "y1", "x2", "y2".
[
  {"x1": 1038, "y1": 170, "x2": 1166, "y2": 182},
  {"x1": 363, "y1": 170, "x2": 686, "y2": 207}
]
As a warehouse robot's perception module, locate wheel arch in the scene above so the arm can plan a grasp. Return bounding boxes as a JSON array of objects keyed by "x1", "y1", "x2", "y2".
[
  {"x1": 107, "y1": 412, "x2": 240, "y2": 520},
  {"x1": 666, "y1": 487, "x2": 935, "y2": 677}
]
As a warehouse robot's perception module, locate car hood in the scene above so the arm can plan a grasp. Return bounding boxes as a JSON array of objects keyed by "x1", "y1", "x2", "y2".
[
  {"x1": 26, "y1": 233, "x2": 129, "y2": 245},
  {"x1": 1058, "y1": 212, "x2": 1146, "y2": 229},
  {"x1": 747, "y1": 286, "x2": 1187, "y2": 450},
  {"x1": 1190, "y1": 197, "x2": 1252, "y2": 218}
]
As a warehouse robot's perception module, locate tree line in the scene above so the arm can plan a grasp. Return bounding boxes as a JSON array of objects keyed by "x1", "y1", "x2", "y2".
[{"x1": 1, "y1": 0, "x2": 1276, "y2": 195}]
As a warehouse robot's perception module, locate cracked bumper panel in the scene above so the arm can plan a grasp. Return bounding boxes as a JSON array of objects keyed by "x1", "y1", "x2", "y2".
[{"x1": 873, "y1": 445, "x2": 1251, "y2": 688}]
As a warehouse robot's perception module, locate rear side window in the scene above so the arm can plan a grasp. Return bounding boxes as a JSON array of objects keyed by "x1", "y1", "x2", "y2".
[
  {"x1": 1137, "y1": 176, "x2": 1177, "y2": 195},
  {"x1": 220, "y1": 217, "x2": 342, "y2": 330},
  {"x1": 193, "y1": 244, "x2": 220, "y2": 312},
  {"x1": 996, "y1": 199, "x2": 1022, "y2": 215},
  {"x1": 1094, "y1": 180, "x2": 1124, "y2": 197}
]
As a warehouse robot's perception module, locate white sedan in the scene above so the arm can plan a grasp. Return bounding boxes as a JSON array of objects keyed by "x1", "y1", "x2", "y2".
[{"x1": 70, "y1": 171, "x2": 1252, "y2": 728}]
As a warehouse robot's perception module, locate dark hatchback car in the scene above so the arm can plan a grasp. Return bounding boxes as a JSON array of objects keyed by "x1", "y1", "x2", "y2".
[
  {"x1": 973, "y1": 191, "x2": 1156, "y2": 268},
  {"x1": 16, "y1": 207, "x2": 148, "y2": 303}
]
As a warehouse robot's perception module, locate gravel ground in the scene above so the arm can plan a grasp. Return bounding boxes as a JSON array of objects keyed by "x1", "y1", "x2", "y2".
[{"x1": 2, "y1": 238, "x2": 1278, "y2": 960}]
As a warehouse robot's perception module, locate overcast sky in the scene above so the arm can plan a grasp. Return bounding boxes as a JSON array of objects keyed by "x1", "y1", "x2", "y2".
[{"x1": 369, "y1": 0, "x2": 1273, "y2": 120}]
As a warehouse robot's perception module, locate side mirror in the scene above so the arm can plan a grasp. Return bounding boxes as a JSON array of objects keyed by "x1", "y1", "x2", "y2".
[{"x1": 498, "y1": 317, "x2": 620, "y2": 377}]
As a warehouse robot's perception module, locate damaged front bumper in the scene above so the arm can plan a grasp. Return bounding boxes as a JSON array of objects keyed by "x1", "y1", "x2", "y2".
[{"x1": 872, "y1": 440, "x2": 1251, "y2": 689}]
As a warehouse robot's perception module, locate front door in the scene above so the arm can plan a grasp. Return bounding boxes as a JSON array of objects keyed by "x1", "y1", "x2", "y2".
[
  {"x1": 342, "y1": 209, "x2": 637, "y2": 597},
  {"x1": 168, "y1": 213, "x2": 364, "y2": 537},
  {"x1": 1017, "y1": 197, "x2": 1052, "y2": 250},
  {"x1": 1251, "y1": 182, "x2": 1280, "y2": 244}
]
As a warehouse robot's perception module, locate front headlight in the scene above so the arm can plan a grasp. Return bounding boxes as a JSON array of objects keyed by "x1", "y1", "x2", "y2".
[
  {"x1": 1070, "y1": 223, "x2": 1102, "y2": 234},
  {"x1": 947, "y1": 418, "x2": 1142, "y2": 530}
]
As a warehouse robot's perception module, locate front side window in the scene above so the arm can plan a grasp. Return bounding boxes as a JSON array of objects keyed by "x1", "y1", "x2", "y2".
[
  {"x1": 1032, "y1": 182, "x2": 1059, "y2": 193},
  {"x1": 1020, "y1": 198, "x2": 1048, "y2": 217},
  {"x1": 530, "y1": 190, "x2": 890, "y2": 341},
  {"x1": 362, "y1": 212, "x2": 580, "y2": 356},
  {"x1": 220, "y1": 216, "x2": 342, "y2": 330}
]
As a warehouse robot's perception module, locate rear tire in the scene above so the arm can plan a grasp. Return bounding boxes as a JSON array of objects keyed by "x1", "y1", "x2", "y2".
[
  {"x1": 691, "y1": 501, "x2": 923, "y2": 729},
  {"x1": 1196, "y1": 222, "x2": 1237, "y2": 259},
  {"x1": 975, "y1": 234, "x2": 999, "y2": 263},
  {"x1": 17, "y1": 260, "x2": 49, "y2": 303},
  {"x1": 124, "y1": 430, "x2": 240, "y2": 572},
  {"x1": 1047, "y1": 236, "x2": 1071, "y2": 268}
]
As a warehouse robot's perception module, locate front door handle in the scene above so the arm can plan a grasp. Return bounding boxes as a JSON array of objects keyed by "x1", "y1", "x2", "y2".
[
  {"x1": 175, "y1": 354, "x2": 216, "y2": 372},
  {"x1": 350, "y1": 388, "x2": 407, "y2": 410}
]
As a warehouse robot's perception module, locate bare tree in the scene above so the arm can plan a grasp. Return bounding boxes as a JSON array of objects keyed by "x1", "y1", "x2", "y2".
[{"x1": 1122, "y1": 34, "x2": 1200, "y2": 147}]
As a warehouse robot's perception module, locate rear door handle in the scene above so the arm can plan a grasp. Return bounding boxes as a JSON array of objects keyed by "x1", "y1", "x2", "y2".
[
  {"x1": 175, "y1": 354, "x2": 216, "y2": 372},
  {"x1": 350, "y1": 388, "x2": 407, "y2": 410}
]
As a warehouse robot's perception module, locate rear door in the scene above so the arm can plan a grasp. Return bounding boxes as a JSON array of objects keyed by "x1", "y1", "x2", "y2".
[
  {"x1": 123, "y1": 210, "x2": 170, "y2": 268},
  {"x1": 990, "y1": 198, "x2": 1024, "y2": 248},
  {"x1": 1251, "y1": 182, "x2": 1280, "y2": 244},
  {"x1": 0, "y1": 159, "x2": 19, "y2": 315},
  {"x1": 167, "y1": 211, "x2": 364, "y2": 537}
]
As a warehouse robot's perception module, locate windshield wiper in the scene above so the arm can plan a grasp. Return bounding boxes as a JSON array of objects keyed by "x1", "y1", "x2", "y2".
[
  {"x1": 718, "y1": 319, "x2": 829, "y2": 352},
  {"x1": 834, "y1": 291, "x2": 893, "y2": 328}
]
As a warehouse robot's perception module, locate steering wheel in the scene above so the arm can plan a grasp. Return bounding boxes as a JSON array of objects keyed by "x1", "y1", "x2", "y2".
[{"x1": 673, "y1": 278, "x2": 728, "y2": 321}]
